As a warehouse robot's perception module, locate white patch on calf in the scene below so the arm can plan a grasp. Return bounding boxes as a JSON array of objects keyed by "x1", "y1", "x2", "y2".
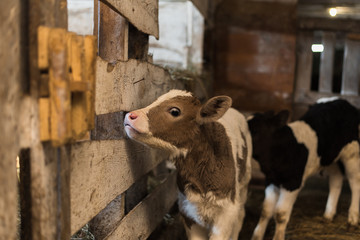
[
  {"x1": 218, "y1": 108, "x2": 252, "y2": 187},
  {"x1": 144, "y1": 89, "x2": 192, "y2": 114},
  {"x1": 316, "y1": 96, "x2": 339, "y2": 103},
  {"x1": 288, "y1": 121, "x2": 321, "y2": 182}
]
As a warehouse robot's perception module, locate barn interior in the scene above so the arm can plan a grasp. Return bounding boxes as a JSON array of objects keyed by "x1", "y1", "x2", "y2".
[{"x1": 1, "y1": 0, "x2": 360, "y2": 239}]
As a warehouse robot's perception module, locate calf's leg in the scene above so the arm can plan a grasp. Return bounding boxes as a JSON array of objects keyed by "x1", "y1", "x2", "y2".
[
  {"x1": 251, "y1": 184, "x2": 280, "y2": 240},
  {"x1": 341, "y1": 141, "x2": 360, "y2": 226},
  {"x1": 273, "y1": 188, "x2": 300, "y2": 240},
  {"x1": 324, "y1": 163, "x2": 343, "y2": 221}
]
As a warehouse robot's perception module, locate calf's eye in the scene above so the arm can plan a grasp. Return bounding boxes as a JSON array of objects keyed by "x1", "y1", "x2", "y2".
[{"x1": 169, "y1": 107, "x2": 181, "y2": 117}]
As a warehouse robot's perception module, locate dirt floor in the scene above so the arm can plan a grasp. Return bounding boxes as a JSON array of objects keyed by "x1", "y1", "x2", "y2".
[{"x1": 150, "y1": 175, "x2": 360, "y2": 240}]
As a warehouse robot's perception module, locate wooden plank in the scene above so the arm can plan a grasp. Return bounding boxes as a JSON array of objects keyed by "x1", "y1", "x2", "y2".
[
  {"x1": 105, "y1": 171, "x2": 178, "y2": 240},
  {"x1": 89, "y1": 195, "x2": 125, "y2": 239},
  {"x1": 319, "y1": 32, "x2": 335, "y2": 93},
  {"x1": 0, "y1": 0, "x2": 21, "y2": 238},
  {"x1": 99, "y1": 1, "x2": 129, "y2": 62},
  {"x1": 39, "y1": 98, "x2": 51, "y2": 141},
  {"x1": 104, "y1": 0, "x2": 159, "y2": 39},
  {"x1": 70, "y1": 140, "x2": 168, "y2": 234},
  {"x1": 294, "y1": 31, "x2": 314, "y2": 102},
  {"x1": 95, "y1": 57, "x2": 184, "y2": 115},
  {"x1": 38, "y1": 26, "x2": 50, "y2": 70},
  {"x1": 48, "y1": 28, "x2": 72, "y2": 146},
  {"x1": 341, "y1": 36, "x2": 360, "y2": 96},
  {"x1": 84, "y1": 35, "x2": 97, "y2": 129},
  {"x1": 91, "y1": 111, "x2": 127, "y2": 140},
  {"x1": 69, "y1": 35, "x2": 88, "y2": 140}
]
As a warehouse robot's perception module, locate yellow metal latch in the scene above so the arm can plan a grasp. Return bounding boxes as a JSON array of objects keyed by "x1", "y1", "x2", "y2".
[{"x1": 38, "y1": 26, "x2": 97, "y2": 146}]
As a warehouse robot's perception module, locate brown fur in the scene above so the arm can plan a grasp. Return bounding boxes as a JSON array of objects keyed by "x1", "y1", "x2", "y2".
[{"x1": 147, "y1": 96, "x2": 236, "y2": 200}]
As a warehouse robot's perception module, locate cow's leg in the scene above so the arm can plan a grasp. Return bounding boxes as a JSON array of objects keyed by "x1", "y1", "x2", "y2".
[
  {"x1": 273, "y1": 188, "x2": 300, "y2": 240},
  {"x1": 184, "y1": 222, "x2": 208, "y2": 240},
  {"x1": 341, "y1": 141, "x2": 360, "y2": 226},
  {"x1": 251, "y1": 184, "x2": 280, "y2": 240},
  {"x1": 324, "y1": 163, "x2": 344, "y2": 221}
]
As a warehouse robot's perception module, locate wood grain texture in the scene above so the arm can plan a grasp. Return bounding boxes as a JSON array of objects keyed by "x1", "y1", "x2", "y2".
[
  {"x1": 105, "y1": 171, "x2": 178, "y2": 240},
  {"x1": 91, "y1": 111, "x2": 126, "y2": 140},
  {"x1": 99, "y1": 1, "x2": 128, "y2": 62},
  {"x1": 104, "y1": 0, "x2": 159, "y2": 39},
  {"x1": 0, "y1": 0, "x2": 22, "y2": 239},
  {"x1": 70, "y1": 140, "x2": 168, "y2": 234},
  {"x1": 95, "y1": 57, "x2": 183, "y2": 114},
  {"x1": 48, "y1": 28, "x2": 71, "y2": 146}
]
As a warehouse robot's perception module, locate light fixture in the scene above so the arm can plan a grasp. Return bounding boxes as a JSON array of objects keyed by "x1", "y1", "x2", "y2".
[
  {"x1": 329, "y1": 8, "x2": 337, "y2": 17},
  {"x1": 311, "y1": 44, "x2": 324, "y2": 53}
]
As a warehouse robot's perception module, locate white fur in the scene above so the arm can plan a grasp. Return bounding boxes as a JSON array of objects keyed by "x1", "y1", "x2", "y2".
[
  {"x1": 144, "y1": 89, "x2": 192, "y2": 114},
  {"x1": 316, "y1": 96, "x2": 339, "y2": 103},
  {"x1": 289, "y1": 121, "x2": 321, "y2": 182},
  {"x1": 323, "y1": 163, "x2": 343, "y2": 220}
]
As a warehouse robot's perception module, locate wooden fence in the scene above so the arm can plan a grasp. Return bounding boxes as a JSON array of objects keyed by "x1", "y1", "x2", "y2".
[{"x1": 0, "y1": 0, "x2": 210, "y2": 239}]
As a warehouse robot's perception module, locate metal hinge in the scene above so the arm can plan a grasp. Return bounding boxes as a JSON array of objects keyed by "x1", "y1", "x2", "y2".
[{"x1": 38, "y1": 26, "x2": 97, "y2": 146}]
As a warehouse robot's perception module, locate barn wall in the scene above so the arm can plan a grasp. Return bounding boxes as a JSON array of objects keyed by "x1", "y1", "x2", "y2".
[{"x1": 212, "y1": 0, "x2": 297, "y2": 112}]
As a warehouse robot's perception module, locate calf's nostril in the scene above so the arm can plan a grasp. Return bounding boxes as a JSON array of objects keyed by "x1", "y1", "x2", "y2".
[{"x1": 129, "y1": 113, "x2": 138, "y2": 120}]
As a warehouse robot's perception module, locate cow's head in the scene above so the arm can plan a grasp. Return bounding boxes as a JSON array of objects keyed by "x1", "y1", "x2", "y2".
[
  {"x1": 124, "y1": 90, "x2": 232, "y2": 156},
  {"x1": 247, "y1": 110, "x2": 289, "y2": 160}
]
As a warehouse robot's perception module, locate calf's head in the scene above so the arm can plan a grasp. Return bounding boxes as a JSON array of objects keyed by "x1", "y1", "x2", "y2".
[
  {"x1": 248, "y1": 110, "x2": 289, "y2": 160},
  {"x1": 124, "y1": 90, "x2": 232, "y2": 156}
]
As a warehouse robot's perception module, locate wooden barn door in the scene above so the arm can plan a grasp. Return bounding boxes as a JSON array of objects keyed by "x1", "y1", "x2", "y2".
[{"x1": 293, "y1": 31, "x2": 360, "y2": 119}]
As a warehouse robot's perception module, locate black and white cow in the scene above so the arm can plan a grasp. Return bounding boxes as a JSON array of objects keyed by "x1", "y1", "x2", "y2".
[
  {"x1": 248, "y1": 98, "x2": 360, "y2": 240},
  {"x1": 124, "y1": 90, "x2": 252, "y2": 240}
]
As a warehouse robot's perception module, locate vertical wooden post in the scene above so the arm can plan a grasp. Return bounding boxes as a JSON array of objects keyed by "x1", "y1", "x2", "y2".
[
  {"x1": 98, "y1": 1, "x2": 128, "y2": 62},
  {"x1": 27, "y1": 0, "x2": 71, "y2": 239},
  {"x1": 341, "y1": 36, "x2": 360, "y2": 96},
  {"x1": 319, "y1": 32, "x2": 335, "y2": 93},
  {"x1": 88, "y1": 1, "x2": 128, "y2": 237},
  {"x1": 0, "y1": 0, "x2": 22, "y2": 239},
  {"x1": 294, "y1": 31, "x2": 314, "y2": 98}
]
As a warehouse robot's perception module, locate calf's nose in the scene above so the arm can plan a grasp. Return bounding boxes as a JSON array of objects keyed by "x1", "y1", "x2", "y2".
[{"x1": 129, "y1": 112, "x2": 138, "y2": 120}]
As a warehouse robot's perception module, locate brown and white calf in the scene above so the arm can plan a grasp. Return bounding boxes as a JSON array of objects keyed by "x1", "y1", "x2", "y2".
[
  {"x1": 248, "y1": 98, "x2": 360, "y2": 240},
  {"x1": 124, "y1": 90, "x2": 252, "y2": 240}
]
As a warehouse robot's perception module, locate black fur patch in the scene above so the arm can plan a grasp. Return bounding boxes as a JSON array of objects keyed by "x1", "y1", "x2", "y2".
[
  {"x1": 261, "y1": 126, "x2": 308, "y2": 191},
  {"x1": 248, "y1": 112, "x2": 308, "y2": 191},
  {"x1": 301, "y1": 99, "x2": 360, "y2": 166}
]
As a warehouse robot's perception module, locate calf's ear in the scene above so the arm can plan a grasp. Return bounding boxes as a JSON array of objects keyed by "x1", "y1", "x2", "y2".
[{"x1": 196, "y1": 96, "x2": 232, "y2": 124}]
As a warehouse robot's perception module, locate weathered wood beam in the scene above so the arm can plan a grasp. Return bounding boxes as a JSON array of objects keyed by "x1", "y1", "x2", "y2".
[
  {"x1": 0, "y1": 1, "x2": 22, "y2": 238},
  {"x1": 103, "y1": 0, "x2": 159, "y2": 39},
  {"x1": 105, "y1": 171, "x2": 178, "y2": 240},
  {"x1": 70, "y1": 140, "x2": 168, "y2": 234},
  {"x1": 98, "y1": 1, "x2": 128, "y2": 62},
  {"x1": 95, "y1": 57, "x2": 183, "y2": 115}
]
